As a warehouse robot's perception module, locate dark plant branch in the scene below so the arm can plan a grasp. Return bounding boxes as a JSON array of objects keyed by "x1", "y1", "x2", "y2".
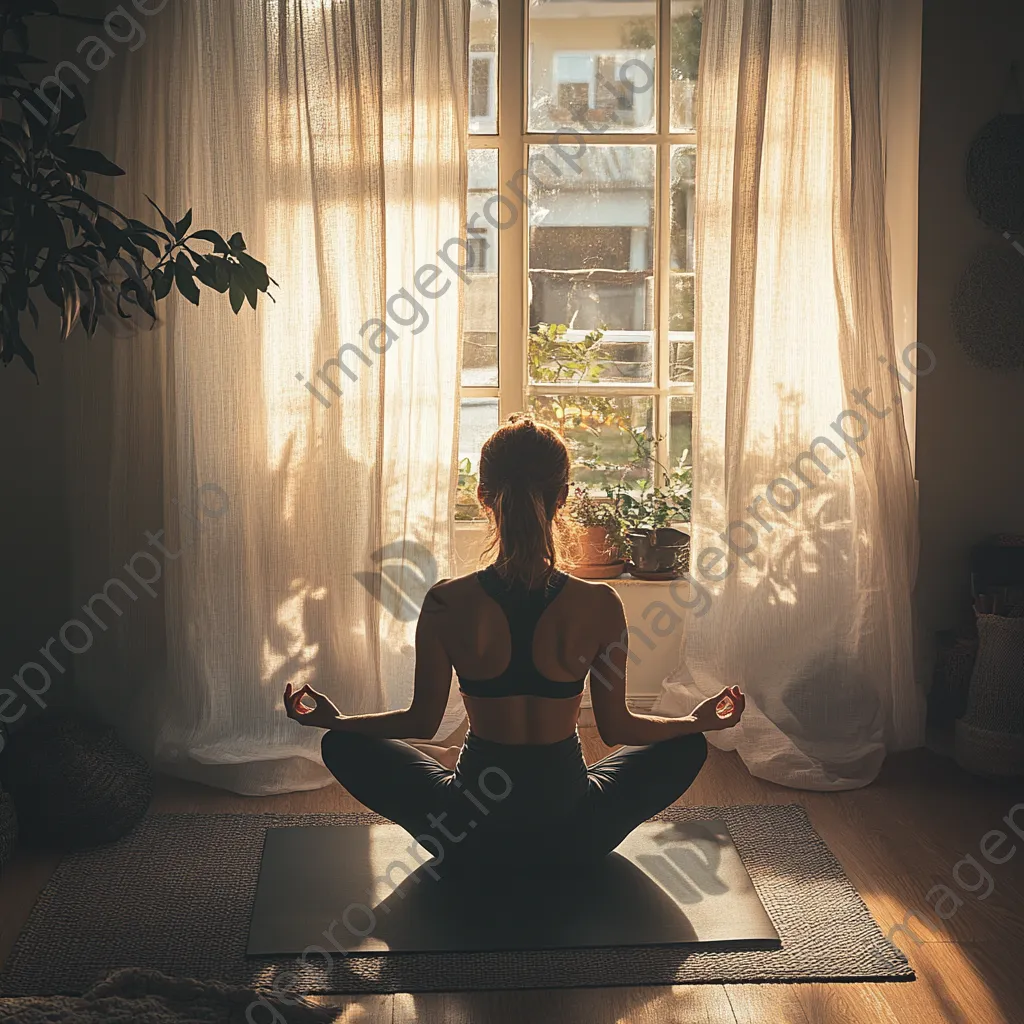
[{"x1": 0, "y1": 1, "x2": 276, "y2": 378}]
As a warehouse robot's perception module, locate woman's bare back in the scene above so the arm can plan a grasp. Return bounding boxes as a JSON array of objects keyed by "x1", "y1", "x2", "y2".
[{"x1": 427, "y1": 571, "x2": 615, "y2": 745}]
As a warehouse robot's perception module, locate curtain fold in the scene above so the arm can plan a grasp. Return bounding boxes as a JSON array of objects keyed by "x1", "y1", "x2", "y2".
[
  {"x1": 65, "y1": 0, "x2": 469, "y2": 794},
  {"x1": 655, "y1": 0, "x2": 924, "y2": 790}
]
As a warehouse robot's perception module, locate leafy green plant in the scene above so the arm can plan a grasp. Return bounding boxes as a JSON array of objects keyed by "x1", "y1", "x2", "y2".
[
  {"x1": 527, "y1": 322, "x2": 628, "y2": 435},
  {"x1": 565, "y1": 484, "x2": 623, "y2": 541},
  {"x1": 1, "y1": 2, "x2": 274, "y2": 377},
  {"x1": 455, "y1": 457, "x2": 482, "y2": 521},
  {"x1": 604, "y1": 428, "x2": 692, "y2": 533}
]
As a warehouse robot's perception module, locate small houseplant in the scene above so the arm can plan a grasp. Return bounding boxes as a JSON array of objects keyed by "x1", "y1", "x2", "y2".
[
  {"x1": 605, "y1": 430, "x2": 692, "y2": 578},
  {"x1": 564, "y1": 485, "x2": 625, "y2": 579},
  {"x1": 455, "y1": 457, "x2": 483, "y2": 521}
]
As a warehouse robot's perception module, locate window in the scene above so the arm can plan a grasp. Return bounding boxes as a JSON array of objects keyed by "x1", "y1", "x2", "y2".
[
  {"x1": 460, "y1": 0, "x2": 702, "y2": 514},
  {"x1": 470, "y1": 53, "x2": 496, "y2": 131}
]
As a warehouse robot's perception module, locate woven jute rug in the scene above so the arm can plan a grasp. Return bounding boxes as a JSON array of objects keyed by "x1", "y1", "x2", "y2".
[{"x1": 0, "y1": 805, "x2": 913, "y2": 995}]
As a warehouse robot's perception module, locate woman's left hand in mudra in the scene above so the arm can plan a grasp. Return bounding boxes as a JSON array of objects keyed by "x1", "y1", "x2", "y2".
[{"x1": 283, "y1": 682, "x2": 342, "y2": 730}]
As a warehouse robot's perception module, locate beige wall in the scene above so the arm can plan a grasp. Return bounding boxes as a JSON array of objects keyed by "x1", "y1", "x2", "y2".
[{"x1": 916, "y1": 0, "x2": 1024, "y2": 639}]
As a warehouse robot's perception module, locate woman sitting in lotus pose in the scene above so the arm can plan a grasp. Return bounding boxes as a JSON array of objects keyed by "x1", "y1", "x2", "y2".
[{"x1": 283, "y1": 415, "x2": 744, "y2": 869}]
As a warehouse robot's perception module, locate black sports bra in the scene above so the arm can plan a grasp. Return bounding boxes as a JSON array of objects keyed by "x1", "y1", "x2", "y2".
[{"x1": 457, "y1": 565, "x2": 587, "y2": 699}]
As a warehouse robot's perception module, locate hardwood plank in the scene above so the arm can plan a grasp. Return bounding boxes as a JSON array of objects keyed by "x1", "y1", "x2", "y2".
[
  {"x1": 151, "y1": 773, "x2": 364, "y2": 815},
  {"x1": 308, "y1": 994, "x2": 394, "y2": 1022},
  {"x1": 393, "y1": 985, "x2": 736, "y2": 1024},
  {"x1": 793, "y1": 981, "x2": 902, "y2": 1024},
  {"x1": 725, "y1": 983, "x2": 811, "y2": 1024},
  {"x1": 873, "y1": 940, "x2": 1024, "y2": 1024}
]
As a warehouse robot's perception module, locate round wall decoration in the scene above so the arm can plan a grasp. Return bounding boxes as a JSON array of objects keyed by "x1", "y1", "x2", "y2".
[
  {"x1": 966, "y1": 63, "x2": 1024, "y2": 232},
  {"x1": 951, "y1": 242, "x2": 1024, "y2": 371}
]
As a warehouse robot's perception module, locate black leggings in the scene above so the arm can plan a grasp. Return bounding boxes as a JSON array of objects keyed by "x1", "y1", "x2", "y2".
[{"x1": 320, "y1": 729, "x2": 707, "y2": 872}]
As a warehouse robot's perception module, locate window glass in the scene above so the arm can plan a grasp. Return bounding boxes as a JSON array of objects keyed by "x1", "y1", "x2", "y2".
[
  {"x1": 470, "y1": 1, "x2": 498, "y2": 134},
  {"x1": 464, "y1": 148, "x2": 499, "y2": 386},
  {"x1": 528, "y1": 145, "x2": 656, "y2": 384},
  {"x1": 528, "y1": 1, "x2": 657, "y2": 134}
]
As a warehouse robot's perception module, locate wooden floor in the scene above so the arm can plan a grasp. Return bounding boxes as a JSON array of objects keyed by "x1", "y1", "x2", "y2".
[{"x1": 2, "y1": 728, "x2": 1022, "y2": 1023}]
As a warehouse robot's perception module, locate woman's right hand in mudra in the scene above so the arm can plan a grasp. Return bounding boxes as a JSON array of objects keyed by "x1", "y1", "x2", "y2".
[
  {"x1": 689, "y1": 686, "x2": 746, "y2": 732},
  {"x1": 283, "y1": 682, "x2": 343, "y2": 730}
]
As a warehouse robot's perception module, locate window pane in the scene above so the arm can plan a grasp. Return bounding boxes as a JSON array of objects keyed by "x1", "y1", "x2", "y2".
[
  {"x1": 528, "y1": 145, "x2": 655, "y2": 384},
  {"x1": 464, "y1": 149, "x2": 499, "y2": 386},
  {"x1": 457, "y1": 397, "x2": 499, "y2": 520},
  {"x1": 528, "y1": 394, "x2": 654, "y2": 495},
  {"x1": 669, "y1": 145, "x2": 695, "y2": 383},
  {"x1": 470, "y1": 1, "x2": 498, "y2": 134},
  {"x1": 669, "y1": 395, "x2": 693, "y2": 471},
  {"x1": 670, "y1": 1, "x2": 704, "y2": 132},
  {"x1": 668, "y1": 395, "x2": 693, "y2": 524},
  {"x1": 528, "y1": 1, "x2": 656, "y2": 134}
]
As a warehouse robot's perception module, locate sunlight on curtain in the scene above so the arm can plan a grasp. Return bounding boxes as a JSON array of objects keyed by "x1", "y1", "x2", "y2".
[
  {"x1": 655, "y1": 0, "x2": 924, "y2": 790},
  {"x1": 66, "y1": 0, "x2": 469, "y2": 794}
]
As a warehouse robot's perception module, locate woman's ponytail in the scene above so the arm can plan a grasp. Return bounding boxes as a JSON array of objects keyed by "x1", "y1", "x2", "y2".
[{"x1": 478, "y1": 416, "x2": 571, "y2": 588}]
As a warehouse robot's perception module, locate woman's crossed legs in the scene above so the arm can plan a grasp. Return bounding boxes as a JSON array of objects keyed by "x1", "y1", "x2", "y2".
[{"x1": 320, "y1": 730, "x2": 707, "y2": 870}]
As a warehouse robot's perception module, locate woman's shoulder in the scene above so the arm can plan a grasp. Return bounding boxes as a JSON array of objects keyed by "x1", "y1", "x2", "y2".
[
  {"x1": 423, "y1": 568, "x2": 620, "y2": 612},
  {"x1": 421, "y1": 571, "x2": 479, "y2": 610},
  {"x1": 558, "y1": 572, "x2": 623, "y2": 612}
]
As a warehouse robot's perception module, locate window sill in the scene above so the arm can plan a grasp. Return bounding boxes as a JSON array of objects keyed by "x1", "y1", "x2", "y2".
[
  {"x1": 600, "y1": 574, "x2": 686, "y2": 586},
  {"x1": 453, "y1": 520, "x2": 692, "y2": 586}
]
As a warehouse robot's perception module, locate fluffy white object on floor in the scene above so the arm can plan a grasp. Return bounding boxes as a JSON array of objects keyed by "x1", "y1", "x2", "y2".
[{"x1": 0, "y1": 968, "x2": 338, "y2": 1024}]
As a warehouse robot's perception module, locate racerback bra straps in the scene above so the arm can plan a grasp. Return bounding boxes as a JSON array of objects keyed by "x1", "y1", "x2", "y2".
[{"x1": 457, "y1": 565, "x2": 587, "y2": 699}]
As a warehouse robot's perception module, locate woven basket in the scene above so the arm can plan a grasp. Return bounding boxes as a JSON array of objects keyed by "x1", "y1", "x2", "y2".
[
  {"x1": 1, "y1": 712, "x2": 153, "y2": 851},
  {"x1": 955, "y1": 614, "x2": 1024, "y2": 777},
  {"x1": 0, "y1": 785, "x2": 17, "y2": 870},
  {"x1": 930, "y1": 632, "x2": 978, "y2": 726}
]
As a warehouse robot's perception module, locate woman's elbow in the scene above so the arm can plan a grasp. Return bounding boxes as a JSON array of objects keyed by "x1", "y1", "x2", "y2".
[
  {"x1": 594, "y1": 713, "x2": 630, "y2": 748},
  {"x1": 406, "y1": 704, "x2": 444, "y2": 740}
]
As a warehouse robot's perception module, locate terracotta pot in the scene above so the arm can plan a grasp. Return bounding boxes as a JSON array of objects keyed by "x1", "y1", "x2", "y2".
[{"x1": 573, "y1": 526, "x2": 624, "y2": 580}]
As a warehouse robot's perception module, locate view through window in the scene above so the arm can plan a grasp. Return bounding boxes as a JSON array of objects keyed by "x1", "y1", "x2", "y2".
[{"x1": 458, "y1": 0, "x2": 702, "y2": 520}]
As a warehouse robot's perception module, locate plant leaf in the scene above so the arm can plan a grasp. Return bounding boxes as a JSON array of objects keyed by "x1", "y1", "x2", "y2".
[
  {"x1": 190, "y1": 228, "x2": 230, "y2": 252},
  {"x1": 229, "y1": 276, "x2": 245, "y2": 314},
  {"x1": 146, "y1": 196, "x2": 178, "y2": 237},
  {"x1": 174, "y1": 208, "x2": 193, "y2": 240},
  {"x1": 152, "y1": 265, "x2": 173, "y2": 300},
  {"x1": 173, "y1": 253, "x2": 200, "y2": 305},
  {"x1": 63, "y1": 146, "x2": 125, "y2": 176}
]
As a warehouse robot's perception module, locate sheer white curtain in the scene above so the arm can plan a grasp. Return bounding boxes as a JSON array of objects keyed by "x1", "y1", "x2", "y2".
[
  {"x1": 655, "y1": 0, "x2": 925, "y2": 789},
  {"x1": 64, "y1": 0, "x2": 468, "y2": 794}
]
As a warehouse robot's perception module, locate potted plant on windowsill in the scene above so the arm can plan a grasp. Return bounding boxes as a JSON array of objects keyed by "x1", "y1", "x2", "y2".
[
  {"x1": 606, "y1": 432, "x2": 692, "y2": 581},
  {"x1": 565, "y1": 486, "x2": 625, "y2": 580}
]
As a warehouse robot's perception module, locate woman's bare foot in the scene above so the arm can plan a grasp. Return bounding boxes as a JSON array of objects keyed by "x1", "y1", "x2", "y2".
[{"x1": 408, "y1": 742, "x2": 461, "y2": 770}]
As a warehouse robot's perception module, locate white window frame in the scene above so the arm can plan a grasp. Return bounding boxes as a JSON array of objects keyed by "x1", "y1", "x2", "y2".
[{"x1": 463, "y1": 0, "x2": 695, "y2": 489}]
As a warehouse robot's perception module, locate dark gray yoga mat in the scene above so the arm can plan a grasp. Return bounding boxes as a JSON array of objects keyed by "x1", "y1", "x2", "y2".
[
  {"x1": 0, "y1": 806, "x2": 914, "y2": 995},
  {"x1": 246, "y1": 820, "x2": 779, "y2": 956}
]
